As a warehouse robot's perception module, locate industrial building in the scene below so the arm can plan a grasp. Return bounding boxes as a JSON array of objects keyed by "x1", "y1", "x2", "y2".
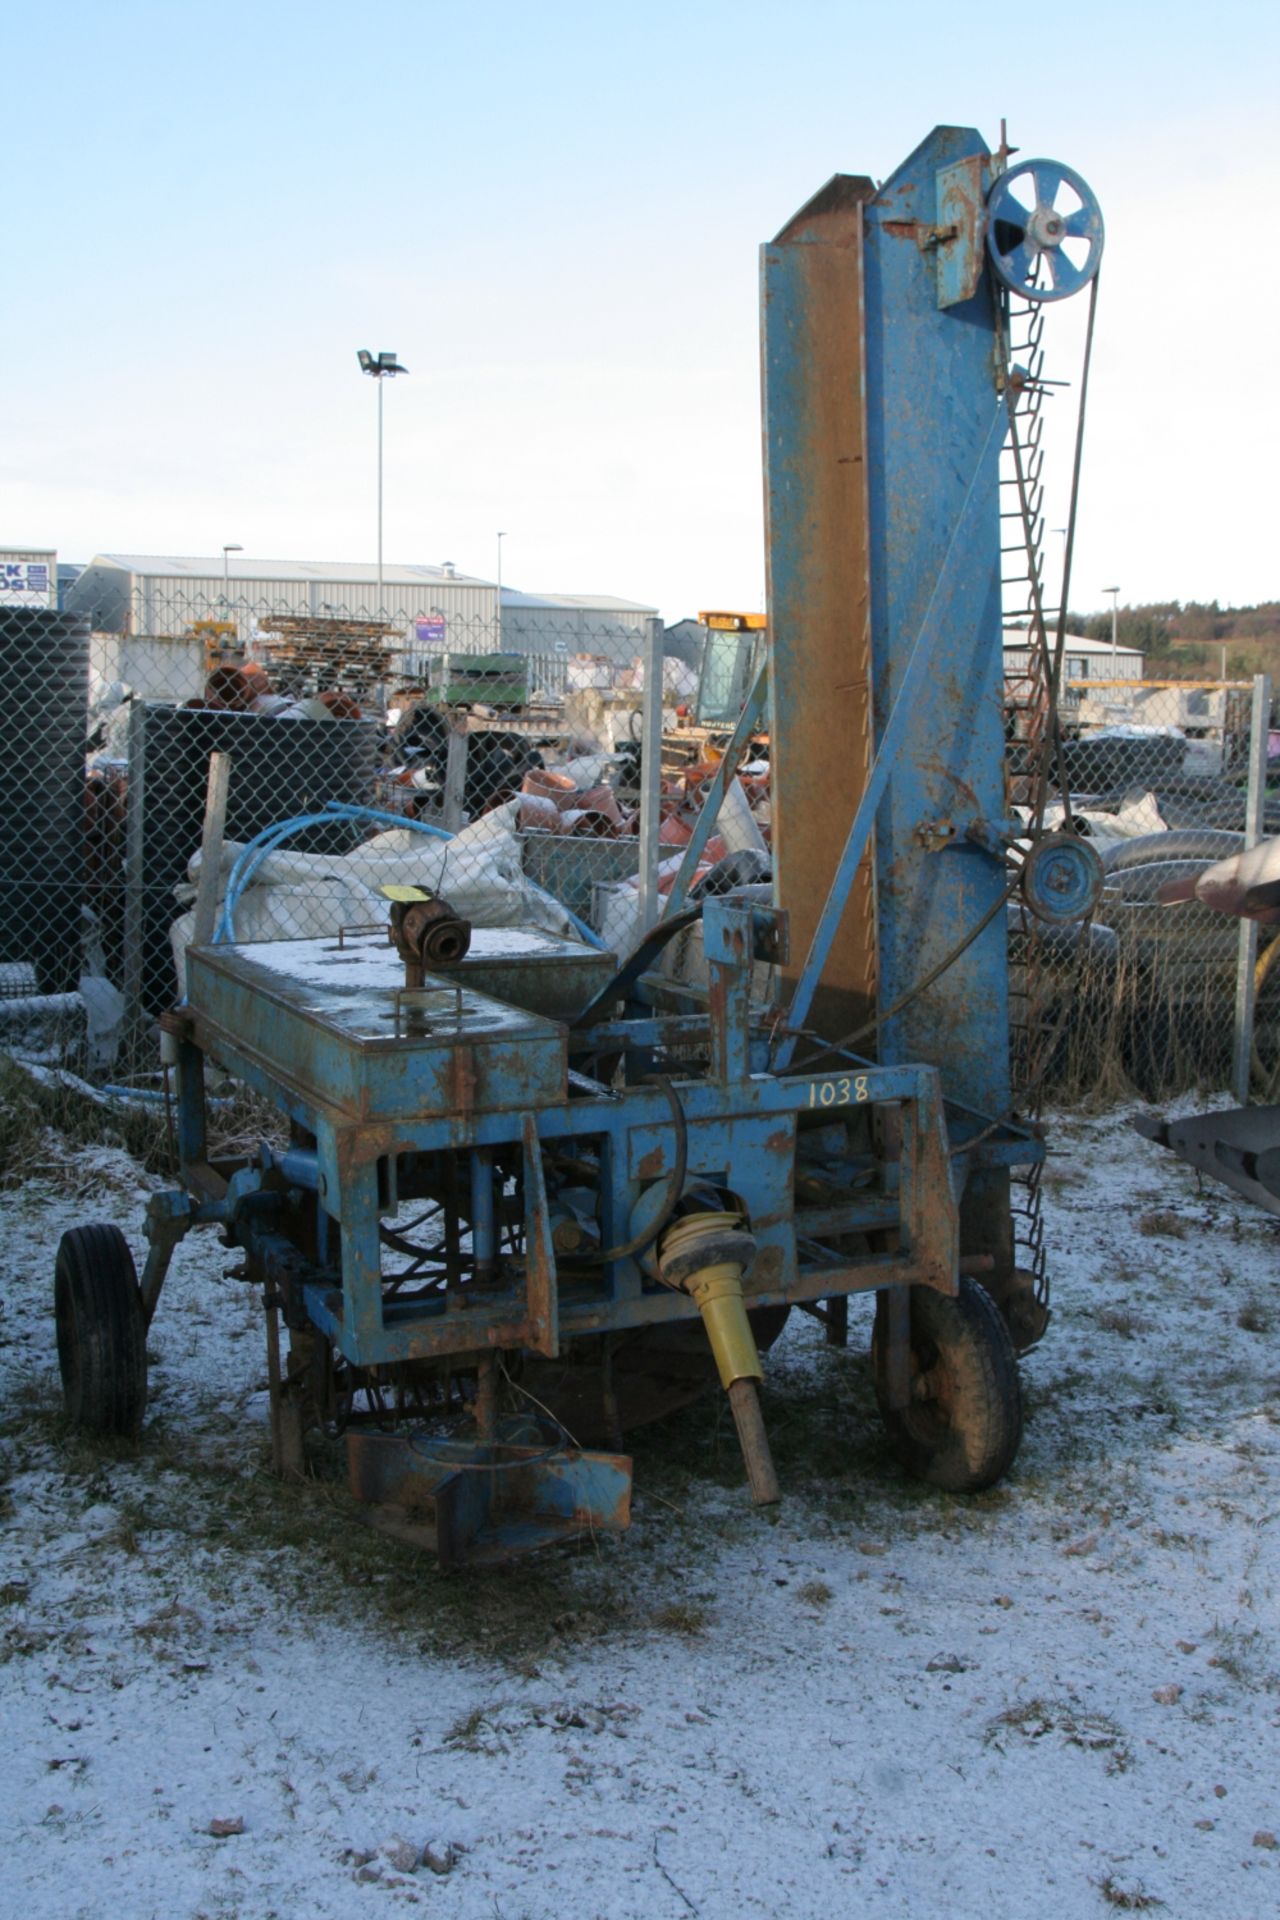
[
  {"x1": 66, "y1": 553, "x2": 496, "y2": 640},
  {"x1": 499, "y1": 589, "x2": 656, "y2": 652},
  {"x1": 64, "y1": 553, "x2": 657, "y2": 697},
  {"x1": 1003, "y1": 629, "x2": 1146, "y2": 681}
]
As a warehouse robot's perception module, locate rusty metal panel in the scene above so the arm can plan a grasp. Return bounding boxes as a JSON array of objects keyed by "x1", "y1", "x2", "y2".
[
  {"x1": 899, "y1": 1070, "x2": 960, "y2": 1294},
  {"x1": 762, "y1": 175, "x2": 878, "y2": 1042},
  {"x1": 935, "y1": 154, "x2": 989, "y2": 307},
  {"x1": 346, "y1": 1428, "x2": 631, "y2": 1567}
]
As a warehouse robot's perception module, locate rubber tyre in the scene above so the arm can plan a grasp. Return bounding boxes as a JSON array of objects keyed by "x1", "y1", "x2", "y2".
[
  {"x1": 54, "y1": 1225, "x2": 147, "y2": 1436},
  {"x1": 871, "y1": 1277, "x2": 1022, "y2": 1493},
  {"x1": 1101, "y1": 830, "x2": 1243, "y2": 875}
]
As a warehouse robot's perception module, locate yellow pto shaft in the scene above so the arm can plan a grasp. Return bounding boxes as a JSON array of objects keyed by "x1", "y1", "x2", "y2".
[{"x1": 659, "y1": 1212, "x2": 780, "y2": 1507}]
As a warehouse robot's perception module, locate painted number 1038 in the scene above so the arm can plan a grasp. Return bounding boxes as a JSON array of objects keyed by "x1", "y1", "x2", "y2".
[{"x1": 807, "y1": 1075, "x2": 869, "y2": 1108}]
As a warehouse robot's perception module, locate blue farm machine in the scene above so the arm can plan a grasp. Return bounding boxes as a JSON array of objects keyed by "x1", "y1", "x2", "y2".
[{"x1": 53, "y1": 128, "x2": 1107, "y2": 1562}]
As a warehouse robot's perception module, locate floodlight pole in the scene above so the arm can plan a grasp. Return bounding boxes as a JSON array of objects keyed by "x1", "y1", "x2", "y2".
[
  {"x1": 377, "y1": 378, "x2": 384, "y2": 612},
  {"x1": 358, "y1": 351, "x2": 409, "y2": 616}
]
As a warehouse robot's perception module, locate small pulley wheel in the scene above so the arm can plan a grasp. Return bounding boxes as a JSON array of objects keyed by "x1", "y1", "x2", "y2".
[
  {"x1": 986, "y1": 159, "x2": 1104, "y2": 303},
  {"x1": 1020, "y1": 832, "x2": 1104, "y2": 925}
]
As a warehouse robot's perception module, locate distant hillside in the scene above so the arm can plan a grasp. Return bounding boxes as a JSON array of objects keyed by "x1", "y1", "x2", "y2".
[{"x1": 1066, "y1": 601, "x2": 1280, "y2": 677}]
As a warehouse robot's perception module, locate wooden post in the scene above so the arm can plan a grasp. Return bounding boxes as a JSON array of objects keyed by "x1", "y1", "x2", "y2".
[{"x1": 190, "y1": 750, "x2": 232, "y2": 950}]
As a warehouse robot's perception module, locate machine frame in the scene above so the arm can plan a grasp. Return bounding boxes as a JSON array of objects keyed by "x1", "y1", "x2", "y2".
[{"x1": 53, "y1": 123, "x2": 1106, "y2": 1562}]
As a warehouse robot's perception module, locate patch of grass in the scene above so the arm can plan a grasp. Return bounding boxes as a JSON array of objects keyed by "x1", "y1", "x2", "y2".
[
  {"x1": 1148, "y1": 1527, "x2": 1200, "y2": 1552},
  {"x1": 0, "y1": 1053, "x2": 172, "y2": 1183},
  {"x1": 797, "y1": 1579, "x2": 833, "y2": 1607},
  {"x1": 1137, "y1": 1210, "x2": 1189, "y2": 1240},
  {"x1": 1094, "y1": 1307, "x2": 1151, "y2": 1339},
  {"x1": 985, "y1": 1696, "x2": 1134, "y2": 1774},
  {"x1": 443, "y1": 1705, "x2": 500, "y2": 1753},
  {"x1": 1237, "y1": 1299, "x2": 1272, "y2": 1334},
  {"x1": 652, "y1": 1601, "x2": 708, "y2": 1635},
  {"x1": 134, "y1": 1598, "x2": 205, "y2": 1643},
  {"x1": 1206, "y1": 1623, "x2": 1268, "y2": 1686},
  {"x1": 0, "y1": 1056, "x2": 288, "y2": 1194},
  {"x1": 103, "y1": 1499, "x2": 148, "y2": 1555},
  {"x1": 1097, "y1": 1874, "x2": 1164, "y2": 1910},
  {"x1": 206, "y1": 1083, "x2": 290, "y2": 1163},
  {"x1": 1042, "y1": 1166, "x2": 1087, "y2": 1194}
]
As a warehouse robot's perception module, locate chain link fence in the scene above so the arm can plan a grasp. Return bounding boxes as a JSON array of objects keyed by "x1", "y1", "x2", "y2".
[
  {"x1": 1006, "y1": 672, "x2": 1277, "y2": 1098},
  {"x1": 1, "y1": 568, "x2": 1275, "y2": 1104},
  {"x1": 0, "y1": 577, "x2": 752, "y2": 1078}
]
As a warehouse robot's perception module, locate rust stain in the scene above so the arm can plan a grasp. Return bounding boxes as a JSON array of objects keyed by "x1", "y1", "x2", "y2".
[
  {"x1": 638, "y1": 1144, "x2": 665, "y2": 1180},
  {"x1": 748, "y1": 1246, "x2": 785, "y2": 1290},
  {"x1": 449, "y1": 1044, "x2": 477, "y2": 1116},
  {"x1": 335, "y1": 1122, "x2": 398, "y2": 1174}
]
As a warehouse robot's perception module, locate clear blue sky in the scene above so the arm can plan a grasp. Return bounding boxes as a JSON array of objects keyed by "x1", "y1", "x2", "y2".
[{"x1": 3, "y1": 0, "x2": 1277, "y2": 619}]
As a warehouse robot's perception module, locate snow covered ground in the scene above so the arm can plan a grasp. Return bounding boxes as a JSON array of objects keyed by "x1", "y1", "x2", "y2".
[{"x1": 2, "y1": 1108, "x2": 1278, "y2": 1920}]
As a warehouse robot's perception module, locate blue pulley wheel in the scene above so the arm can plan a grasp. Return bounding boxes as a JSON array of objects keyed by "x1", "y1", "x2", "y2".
[
  {"x1": 1020, "y1": 833, "x2": 1104, "y2": 925},
  {"x1": 986, "y1": 160, "x2": 1104, "y2": 303}
]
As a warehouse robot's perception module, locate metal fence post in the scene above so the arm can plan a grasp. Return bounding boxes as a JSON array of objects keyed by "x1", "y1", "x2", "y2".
[
  {"x1": 441, "y1": 717, "x2": 469, "y2": 832},
  {"x1": 1233, "y1": 671, "x2": 1272, "y2": 1102},
  {"x1": 122, "y1": 700, "x2": 147, "y2": 1022},
  {"x1": 636, "y1": 615, "x2": 664, "y2": 932}
]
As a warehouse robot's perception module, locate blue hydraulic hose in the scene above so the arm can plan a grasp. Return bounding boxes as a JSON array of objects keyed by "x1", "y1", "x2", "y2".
[
  {"x1": 321, "y1": 798, "x2": 453, "y2": 839},
  {"x1": 214, "y1": 812, "x2": 325, "y2": 942}
]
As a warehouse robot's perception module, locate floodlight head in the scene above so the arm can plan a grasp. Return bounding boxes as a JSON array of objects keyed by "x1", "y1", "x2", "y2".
[
  {"x1": 378, "y1": 351, "x2": 408, "y2": 376},
  {"x1": 357, "y1": 349, "x2": 375, "y2": 373}
]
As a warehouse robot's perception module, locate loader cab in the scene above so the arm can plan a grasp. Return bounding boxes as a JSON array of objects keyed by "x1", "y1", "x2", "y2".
[{"x1": 696, "y1": 611, "x2": 767, "y2": 727}]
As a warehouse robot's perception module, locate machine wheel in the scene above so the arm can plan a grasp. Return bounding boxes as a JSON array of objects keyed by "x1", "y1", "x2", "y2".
[
  {"x1": 54, "y1": 1225, "x2": 147, "y2": 1437},
  {"x1": 871, "y1": 1278, "x2": 1022, "y2": 1492}
]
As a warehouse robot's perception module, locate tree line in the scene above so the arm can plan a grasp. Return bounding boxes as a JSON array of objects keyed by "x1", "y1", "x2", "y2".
[{"x1": 1064, "y1": 601, "x2": 1280, "y2": 655}]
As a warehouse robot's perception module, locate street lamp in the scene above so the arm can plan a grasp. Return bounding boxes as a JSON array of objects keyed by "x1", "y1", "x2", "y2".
[
  {"x1": 1102, "y1": 585, "x2": 1119, "y2": 675},
  {"x1": 357, "y1": 349, "x2": 409, "y2": 613},
  {"x1": 496, "y1": 530, "x2": 506, "y2": 647}
]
